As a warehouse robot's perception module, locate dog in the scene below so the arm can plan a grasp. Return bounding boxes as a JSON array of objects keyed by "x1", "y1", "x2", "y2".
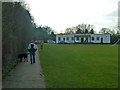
[{"x1": 18, "y1": 52, "x2": 29, "y2": 62}]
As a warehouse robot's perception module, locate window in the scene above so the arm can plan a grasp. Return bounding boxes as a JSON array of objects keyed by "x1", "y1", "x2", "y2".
[
  {"x1": 77, "y1": 37, "x2": 79, "y2": 40},
  {"x1": 97, "y1": 37, "x2": 99, "y2": 41},
  {"x1": 58, "y1": 37, "x2": 61, "y2": 41},
  {"x1": 92, "y1": 37, "x2": 94, "y2": 40},
  {"x1": 67, "y1": 37, "x2": 69, "y2": 41},
  {"x1": 72, "y1": 37, "x2": 74, "y2": 41},
  {"x1": 63, "y1": 38, "x2": 65, "y2": 41},
  {"x1": 81, "y1": 38, "x2": 84, "y2": 42}
]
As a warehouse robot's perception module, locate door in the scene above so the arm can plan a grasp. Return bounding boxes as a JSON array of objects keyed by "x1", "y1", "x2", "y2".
[
  {"x1": 101, "y1": 38, "x2": 103, "y2": 43},
  {"x1": 81, "y1": 38, "x2": 84, "y2": 43}
]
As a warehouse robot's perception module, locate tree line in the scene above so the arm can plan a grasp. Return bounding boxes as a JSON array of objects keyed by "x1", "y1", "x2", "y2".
[
  {"x1": 33, "y1": 25, "x2": 55, "y2": 42},
  {"x1": 2, "y1": 2, "x2": 55, "y2": 76},
  {"x1": 3, "y1": 2, "x2": 34, "y2": 73},
  {"x1": 64, "y1": 24, "x2": 95, "y2": 34}
]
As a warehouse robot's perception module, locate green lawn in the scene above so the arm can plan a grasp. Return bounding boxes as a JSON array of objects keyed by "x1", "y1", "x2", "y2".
[{"x1": 38, "y1": 44, "x2": 118, "y2": 88}]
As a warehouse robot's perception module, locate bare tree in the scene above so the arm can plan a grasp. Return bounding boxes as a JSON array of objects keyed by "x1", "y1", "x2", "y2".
[
  {"x1": 75, "y1": 24, "x2": 94, "y2": 34},
  {"x1": 65, "y1": 28, "x2": 74, "y2": 34}
]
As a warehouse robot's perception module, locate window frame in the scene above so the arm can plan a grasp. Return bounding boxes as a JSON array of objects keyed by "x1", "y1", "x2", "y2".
[
  {"x1": 58, "y1": 37, "x2": 61, "y2": 41},
  {"x1": 76, "y1": 37, "x2": 79, "y2": 40},
  {"x1": 97, "y1": 37, "x2": 99, "y2": 41},
  {"x1": 67, "y1": 37, "x2": 69, "y2": 41},
  {"x1": 71, "y1": 37, "x2": 74, "y2": 41},
  {"x1": 92, "y1": 37, "x2": 94, "y2": 41}
]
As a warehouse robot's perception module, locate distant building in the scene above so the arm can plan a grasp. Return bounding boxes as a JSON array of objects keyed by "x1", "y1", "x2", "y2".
[{"x1": 56, "y1": 34, "x2": 111, "y2": 44}]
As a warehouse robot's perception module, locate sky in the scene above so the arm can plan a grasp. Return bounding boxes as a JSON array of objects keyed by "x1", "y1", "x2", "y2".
[{"x1": 24, "y1": 0, "x2": 119, "y2": 33}]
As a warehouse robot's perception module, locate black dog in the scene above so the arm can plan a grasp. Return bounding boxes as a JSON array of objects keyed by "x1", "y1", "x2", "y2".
[{"x1": 18, "y1": 53, "x2": 29, "y2": 62}]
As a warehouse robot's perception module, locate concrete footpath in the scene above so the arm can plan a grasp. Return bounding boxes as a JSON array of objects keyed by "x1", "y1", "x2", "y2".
[{"x1": 2, "y1": 50, "x2": 46, "y2": 88}]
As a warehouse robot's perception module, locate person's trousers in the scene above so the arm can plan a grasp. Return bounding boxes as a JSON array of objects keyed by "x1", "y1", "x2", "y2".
[{"x1": 30, "y1": 52, "x2": 35, "y2": 63}]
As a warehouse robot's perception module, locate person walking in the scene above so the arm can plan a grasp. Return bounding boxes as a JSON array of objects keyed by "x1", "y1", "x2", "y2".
[
  {"x1": 40, "y1": 43, "x2": 43, "y2": 50},
  {"x1": 28, "y1": 40, "x2": 37, "y2": 64}
]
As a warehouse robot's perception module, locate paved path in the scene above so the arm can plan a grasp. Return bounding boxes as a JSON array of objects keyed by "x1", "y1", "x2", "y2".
[{"x1": 2, "y1": 50, "x2": 46, "y2": 88}]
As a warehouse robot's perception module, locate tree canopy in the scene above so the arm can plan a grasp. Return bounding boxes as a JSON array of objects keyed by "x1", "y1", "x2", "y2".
[{"x1": 64, "y1": 24, "x2": 94, "y2": 34}]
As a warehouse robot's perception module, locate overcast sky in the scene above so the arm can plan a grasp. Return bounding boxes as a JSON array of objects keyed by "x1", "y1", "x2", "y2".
[{"x1": 25, "y1": 0, "x2": 119, "y2": 33}]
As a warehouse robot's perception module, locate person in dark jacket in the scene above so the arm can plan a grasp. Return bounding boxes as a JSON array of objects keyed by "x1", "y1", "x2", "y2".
[
  {"x1": 28, "y1": 40, "x2": 37, "y2": 64},
  {"x1": 40, "y1": 43, "x2": 43, "y2": 50}
]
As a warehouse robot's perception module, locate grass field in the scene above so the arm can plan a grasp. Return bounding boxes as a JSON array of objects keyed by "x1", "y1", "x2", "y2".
[{"x1": 38, "y1": 44, "x2": 118, "y2": 88}]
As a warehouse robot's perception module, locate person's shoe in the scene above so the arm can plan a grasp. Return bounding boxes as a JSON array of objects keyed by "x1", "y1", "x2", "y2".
[{"x1": 33, "y1": 62, "x2": 35, "y2": 63}]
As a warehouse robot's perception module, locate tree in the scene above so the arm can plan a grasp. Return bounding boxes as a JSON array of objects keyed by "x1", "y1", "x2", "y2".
[
  {"x1": 2, "y1": 2, "x2": 34, "y2": 74},
  {"x1": 65, "y1": 28, "x2": 74, "y2": 34},
  {"x1": 90, "y1": 29, "x2": 94, "y2": 34},
  {"x1": 50, "y1": 31, "x2": 55, "y2": 41},
  {"x1": 85, "y1": 29, "x2": 88, "y2": 34},
  {"x1": 99, "y1": 28, "x2": 112, "y2": 34},
  {"x1": 33, "y1": 25, "x2": 55, "y2": 42},
  {"x1": 64, "y1": 24, "x2": 94, "y2": 34},
  {"x1": 76, "y1": 28, "x2": 82, "y2": 34},
  {"x1": 75, "y1": 24, "x2": 94, "y2": 34}
]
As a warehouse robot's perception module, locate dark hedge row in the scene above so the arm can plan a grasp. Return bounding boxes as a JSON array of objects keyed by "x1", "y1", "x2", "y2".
[{"x1": 2, "y1": 2, "x2": 34, "y2": 74}]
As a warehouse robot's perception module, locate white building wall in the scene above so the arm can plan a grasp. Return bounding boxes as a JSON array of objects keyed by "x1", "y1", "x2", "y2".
[
  {"x1": 65, "y1": 35, "x2": 74, "y2": 43},
  {"x1": 56, "y1": 35, "x2": 58, "y2": 43},
  {"x1": 88, "y1": 37, "x2": 91, "y2": 42},
  {"x1": 79, "y1": 37, "x2": 81, "y2": 42},
  {"x1": 90, "y1": 34, "x2": 100, "y2": 43},
  {"x1": 56, "y1": 34, "x2": 74, "y2": 43},
  {"x1": 103, "y1": 34, "x2": 111, "y2": 43},
  {"x1": 90, "y1": 34, "x2": 111, "y2": 43},
  {"x1": 56, "y1": 34, "x2": 111, "y2": 44},
  {"x1": 75, "y1": 37, "x2": 81, "y2": 42}
]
